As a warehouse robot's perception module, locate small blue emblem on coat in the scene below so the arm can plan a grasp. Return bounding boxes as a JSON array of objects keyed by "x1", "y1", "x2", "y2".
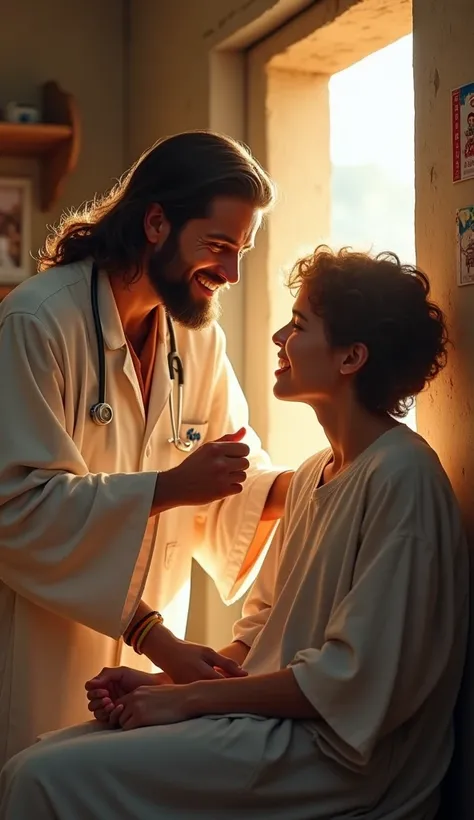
[{"x1": 186, "y1": 428, "x2": 201, "y2": 443}]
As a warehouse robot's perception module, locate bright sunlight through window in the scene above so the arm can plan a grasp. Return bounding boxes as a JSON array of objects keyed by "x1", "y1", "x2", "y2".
[{"x1": 329, "y1": 34, "x2": 416, "y2": 429}]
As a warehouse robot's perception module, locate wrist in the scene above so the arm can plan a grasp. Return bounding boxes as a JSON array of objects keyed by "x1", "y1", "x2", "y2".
[
  {"x1": 151, "y1": 469, "x2": 180, "y2": 515},
  {"x1": 125, "y1": 609, "x2": 164, "y2": 653},
  {"x1": 140, "y1": 622, "x2": 177, "y2": 658},
  {"x1": 183, "y1": 680, "x2": 212, "y2": 719}
]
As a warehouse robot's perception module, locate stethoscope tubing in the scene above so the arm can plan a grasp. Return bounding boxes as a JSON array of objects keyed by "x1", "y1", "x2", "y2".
[{"x1": 89, "y1": 262, "x2": 194, "y2": 452}]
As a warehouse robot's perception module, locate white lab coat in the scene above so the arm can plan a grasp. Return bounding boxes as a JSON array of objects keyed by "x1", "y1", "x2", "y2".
[{"x1": 0, "y1": 259, "x2": 281, "y2": 765}]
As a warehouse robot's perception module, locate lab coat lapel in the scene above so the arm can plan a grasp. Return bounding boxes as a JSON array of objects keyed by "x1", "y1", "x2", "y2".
[
  {"x1": 96, "y1": 266, "x2": 146, "y2": 425},
  {"x1": 145, "y1": 306, "x2": 173, "y2": 442}
]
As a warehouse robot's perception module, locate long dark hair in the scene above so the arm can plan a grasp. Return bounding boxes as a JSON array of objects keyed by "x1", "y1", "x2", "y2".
[{"x1": 37, "y1": 131, "x2": 276, "y2": 282}]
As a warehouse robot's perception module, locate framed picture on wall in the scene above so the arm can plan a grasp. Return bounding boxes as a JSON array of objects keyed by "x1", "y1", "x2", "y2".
[{"x1": 0, "y1": 177, "x2": 32, "y2": 284}]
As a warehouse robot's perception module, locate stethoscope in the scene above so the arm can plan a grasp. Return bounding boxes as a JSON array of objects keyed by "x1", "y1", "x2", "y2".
[{"x1": 89, "y1": 263, "x2": 197, "y2": 452}]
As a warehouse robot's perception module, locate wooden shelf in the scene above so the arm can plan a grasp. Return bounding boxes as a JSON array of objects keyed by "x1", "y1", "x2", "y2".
[
  {"x1": 0, "y1": 122, "x2": 73, "y2": 155},
  {"x1": 0, "y1": 81, "x2": 80, "y2": 211}
]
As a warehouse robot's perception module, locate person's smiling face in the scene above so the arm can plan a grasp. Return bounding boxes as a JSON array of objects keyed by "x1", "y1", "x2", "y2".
[
  {"x1": 272, "y1": 285, "x2": 358, "y2": 407},
  {"x1": 147, "y1": 196, "x2": 261, "y2": 329}
]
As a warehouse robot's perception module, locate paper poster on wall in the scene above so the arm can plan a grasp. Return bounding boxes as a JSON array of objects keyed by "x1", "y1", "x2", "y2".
[
  {"x1": 456, "y1": 206, "x2": 474, "y2": 286},
  {"x1": 452, "y1": 82, "x2": 474, "y2": 183}
]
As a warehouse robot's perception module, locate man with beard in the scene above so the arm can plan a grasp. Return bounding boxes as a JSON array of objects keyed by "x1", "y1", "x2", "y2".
[{"x1": 0, "y1": 131, "x2": 292, "y2": 766}]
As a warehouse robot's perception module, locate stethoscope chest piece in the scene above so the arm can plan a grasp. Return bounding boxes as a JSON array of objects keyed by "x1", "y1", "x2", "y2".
[{"x1": 90, "y1": 402, "x2": 114, "y2": 426}]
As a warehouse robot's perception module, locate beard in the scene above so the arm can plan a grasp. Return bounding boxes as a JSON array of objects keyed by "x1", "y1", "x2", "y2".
[{"x1": 147, "y1": 231, "x2": 222, "y2": 330}]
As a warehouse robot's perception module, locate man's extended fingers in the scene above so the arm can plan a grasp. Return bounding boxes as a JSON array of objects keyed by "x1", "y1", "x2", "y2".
[
  {"x1": 208, "y1": 651, "x2": 247, "y2": 677},
  {"x1": 198, "y1": 664, "x2": 224, "y2": 680}
]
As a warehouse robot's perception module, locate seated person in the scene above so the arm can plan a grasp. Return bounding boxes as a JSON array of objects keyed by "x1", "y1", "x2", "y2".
[{"x1": 0, "y1": 247, "x2": 468, "y2": 820}]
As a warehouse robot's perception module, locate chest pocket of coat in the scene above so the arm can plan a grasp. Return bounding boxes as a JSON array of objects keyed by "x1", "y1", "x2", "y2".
[{"x1": 168, "y1": 422, "x2": 209, "y2": 466}]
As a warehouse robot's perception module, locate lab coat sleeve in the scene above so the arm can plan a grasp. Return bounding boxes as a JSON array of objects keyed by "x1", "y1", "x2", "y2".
[
  {"x1": 0, "y1": 312, "x2": 157, "y2": 638},
  {"x1": 192, "y1": 328, "x2": 285, "y2": 605},
  {"x1": 231, "y1": 520, "x2": 283, "y2": 648},
  {"x1": 289, "y1": 469, "x2": 466, "y2": 768}
]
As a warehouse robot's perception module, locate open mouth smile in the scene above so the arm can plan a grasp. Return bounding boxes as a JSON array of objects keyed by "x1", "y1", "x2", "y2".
[
  {"x1": 275, "y1": 357, "x2": 290, "y2": 376},
  {"x1": 194, "y1": 273, "x2": 224, "y2": 297}
]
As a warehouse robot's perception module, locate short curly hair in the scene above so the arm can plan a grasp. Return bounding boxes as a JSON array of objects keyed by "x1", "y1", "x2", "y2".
[{"x1": 287, "y1": 246, "x2": 449, "y2": 418}]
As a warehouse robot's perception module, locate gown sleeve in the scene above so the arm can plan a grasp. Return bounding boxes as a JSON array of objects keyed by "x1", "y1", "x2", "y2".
[
  {"x1": 231, "y1": 520, "x2": 285, "y2": 648},
  {"x1": 0, "y1": 312, "x2": 157, "y2": 638}
]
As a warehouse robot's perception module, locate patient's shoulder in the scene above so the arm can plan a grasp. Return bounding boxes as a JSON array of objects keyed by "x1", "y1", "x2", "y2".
[{"x1": 288, "y1": 449, "x2": 330, "y2": 504}]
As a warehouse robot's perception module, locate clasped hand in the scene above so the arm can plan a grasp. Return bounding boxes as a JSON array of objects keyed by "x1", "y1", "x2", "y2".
[
  {"x1": 85, "y1": 637, "x2": 245, "y2": 729},
  {"x1": 88, "y1": 679, "x2": 190, "y2": 731}
]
